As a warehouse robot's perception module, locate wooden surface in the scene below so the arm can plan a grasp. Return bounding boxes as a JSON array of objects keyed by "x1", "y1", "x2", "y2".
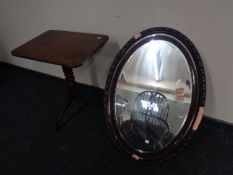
[{"x1": 11, "y1": 30, "x2": 108, "y2": 68}]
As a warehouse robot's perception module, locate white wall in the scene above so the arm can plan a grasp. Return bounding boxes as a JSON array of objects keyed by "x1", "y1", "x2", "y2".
[{"x1": 0, "y1": 0, "x2": 233, "y2": 123}]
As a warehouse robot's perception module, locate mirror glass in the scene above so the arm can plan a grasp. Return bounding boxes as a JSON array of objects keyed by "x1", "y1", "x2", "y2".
[{"x1": 114, "y1": 39, "x2": 192, "y2": 152}]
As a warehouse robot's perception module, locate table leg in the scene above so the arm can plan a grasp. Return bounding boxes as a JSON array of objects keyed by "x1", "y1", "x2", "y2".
[
  {"x1": 56, "y1": 65, "x2": 101, "y2": 130},
  {"x1": 56, "y1": 66, "x2": 75, "y2": 130}
]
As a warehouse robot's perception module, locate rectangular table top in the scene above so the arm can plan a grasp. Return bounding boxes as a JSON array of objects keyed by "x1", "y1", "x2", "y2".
[{"x1": 11, "y1": 30, "x2": 108, "y2": 68}]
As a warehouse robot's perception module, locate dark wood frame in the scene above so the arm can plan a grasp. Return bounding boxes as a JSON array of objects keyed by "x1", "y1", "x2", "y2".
[{"x1": 104, "y1": 27, "x2": 206, "y2": 161}]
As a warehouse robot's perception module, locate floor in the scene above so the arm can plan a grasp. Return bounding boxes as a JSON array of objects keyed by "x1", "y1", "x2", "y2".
[{"x1": 0, "y1": 62, "x2": 233, "y2": 175}]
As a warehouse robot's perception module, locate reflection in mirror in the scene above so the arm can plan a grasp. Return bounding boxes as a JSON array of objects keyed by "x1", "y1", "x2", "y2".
[
  {"x1": 105, "y1": 27, "x2": 206, "y2": 161},
  {"x1": 115, "y1": 40, "x2": 192, "y2": 152}
]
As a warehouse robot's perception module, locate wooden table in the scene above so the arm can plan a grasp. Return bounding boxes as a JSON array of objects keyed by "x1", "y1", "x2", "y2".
[{"x1": 11, "y1": 30, "x2": 108, "y2": 130}]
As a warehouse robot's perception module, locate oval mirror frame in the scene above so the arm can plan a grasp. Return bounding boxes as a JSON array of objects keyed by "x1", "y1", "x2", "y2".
[{"x1": 105, "y1": 27, "x2": 206, "y2": 161}]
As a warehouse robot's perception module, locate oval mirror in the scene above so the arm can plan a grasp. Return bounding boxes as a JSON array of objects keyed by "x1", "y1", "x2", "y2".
[{"x1": 105, "y1": 27, "x2": 206, "y2": 161}]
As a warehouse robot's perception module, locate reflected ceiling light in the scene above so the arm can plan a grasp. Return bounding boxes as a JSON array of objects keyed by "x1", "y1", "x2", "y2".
[{"x1": 146, "y1": 40, "x2": 164, "y2": 82}]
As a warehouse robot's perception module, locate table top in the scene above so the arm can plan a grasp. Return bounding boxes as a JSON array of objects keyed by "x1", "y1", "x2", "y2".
[{"x1": 11, "y1": 30, "x2": 108, "y2": 68}]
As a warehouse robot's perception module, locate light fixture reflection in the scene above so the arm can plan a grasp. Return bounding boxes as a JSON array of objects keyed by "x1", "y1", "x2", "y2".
[{"x1": 145, "y1": 40, "x2": 169, "y2": 82}]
